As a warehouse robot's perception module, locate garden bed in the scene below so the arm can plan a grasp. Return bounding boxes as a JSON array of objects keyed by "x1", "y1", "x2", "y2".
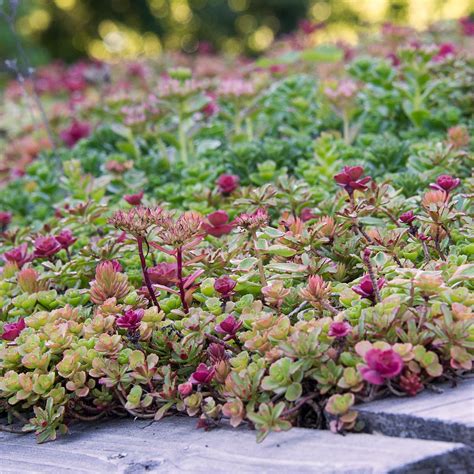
[{"x1": 0, "y1": 18, "x2": 473, "y2": 450}]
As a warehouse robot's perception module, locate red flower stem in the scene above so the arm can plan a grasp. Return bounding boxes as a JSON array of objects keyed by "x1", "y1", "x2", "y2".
[
  {"x1": 136, "y1": 236, "x2": 161, "y2": 310},
  {"x1": 176, "y1": 246, "x2": 189, "y2": 313},
  {"x1": 421, "y1": 239, "x2": 430, "y2": 263},
  {"x1": 363, "y1": 252, "x2": 381, "y2": 304},
  {"x1": 205, "y1": 333, "x2": 239, "y2": 353},
  {"x1": 282, "y1": 393, "x2": 319, "y2": 417}
]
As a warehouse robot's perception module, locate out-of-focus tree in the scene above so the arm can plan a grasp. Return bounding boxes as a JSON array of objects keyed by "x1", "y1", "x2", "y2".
[{"x1": 1, "y1": 0, "x2": 472, "y2": 65}]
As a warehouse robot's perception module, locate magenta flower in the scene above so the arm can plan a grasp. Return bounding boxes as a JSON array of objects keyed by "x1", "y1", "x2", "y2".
[
  {"x1": 360, "y1": 348, "x2": 404, "y2": 385},
  {"x1": 33, "y1": 236, "x2": 62, "y2": 259},
  {"x1": 429, "y1": 175, "x2": 460, "y2": 193},
  {"x1": 214, "y1": 276, "x2": 236, "y2": 299},
  {"x1": 215, "y1": 315, "x2": 242, "y2": 338},
  {"x1": 55, "y1": 229, "x2": 77, "y2": 249},
  {"x1": 328, "y1": 321, "x2": 352, "y2": 338},
  {"x1": 60, "y1": 120, "x2": 91, "y2": 148},
  {"x1": 203, "y1": 93, "x2": 219, "y2": 117},
  {"x1": 433, "y1": 43, "x2": 456, "y2": 61},
  {"x1": 300, "y1": 207, "x2": 316, "y2": 222},
  {"x1": 299, "y1": 19, "x2": 322, "y2": 35},
  {"x1": 217, "y1": 174, "x2": 239, "y2": 195},
  {"x1": 352, "y1": 275, "x2": 385, "y2": 301},
  {"x1": 148, "y1": 262, "x2": 178, "y2": 286},
  {"x1": 178, "y1": 382, "x2": 193, "y2": 397},
  {"x1": 124, "y1": 191, "x2": 144, "y2": 206},
  {"x1": 3, "y1": 243, "x2": 31, "y2": 268},
  {"x1": 1, "y1": 318, "x2": 26, "y2": 341},
  {"x1": 399, "y1": 211, "x2": 416, "y2": 225},
  {"x1": 116, "y1": 309, "x2": 144, "y2": 332},
  {"x1": 0, "y1": 211, "x2": 12, "y2": 228},
  {"x1": 460, "y1": 17, "x2": 474, "y2": 36},
  {"x1": 334, "y1": 166, "x2": 371, "y2": 196},
  {"x1": 189, "y1": 363, "x2": 215, "y2": 385},
  {"x1": 202, "y1": 211, "x2": 234, "y2": 237}
]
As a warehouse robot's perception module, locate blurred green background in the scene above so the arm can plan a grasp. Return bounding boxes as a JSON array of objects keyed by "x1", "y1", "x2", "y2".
[{"x1": 1, "y1": 0, "x2": 473, "y2": 65}]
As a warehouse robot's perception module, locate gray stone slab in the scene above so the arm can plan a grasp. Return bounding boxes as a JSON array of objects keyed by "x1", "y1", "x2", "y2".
[
  {"x1": 1, "y1": 417, "x2": 473, "y2": 474},
  {"x1": 358, "y1": 379, "x2": 474, "y2": 446}
]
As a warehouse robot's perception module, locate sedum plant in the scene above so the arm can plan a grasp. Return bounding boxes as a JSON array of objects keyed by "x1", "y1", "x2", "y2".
[{"x1": 0, "y1": 18, "x2": 473, "y2": 443}]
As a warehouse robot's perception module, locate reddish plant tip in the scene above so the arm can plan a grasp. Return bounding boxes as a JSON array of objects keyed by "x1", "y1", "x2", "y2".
[
  {"x1": 429, "y1": 175, "x2": 460, "y2": 193},
  {"x1": 116, "y1": 309, "x2": 144, "y2": 332},
  {"x1": 352, "y1": 275, "x2": 385, "y2": 301},
  {"x1": 217, "y1": 174, "x2": 239, "y2": 195},
  {"x1": 33, "y1": 236, "x2": 62, "y2": 259},
  {"x1": 148, "y1": 262, "x2": 178, "y2": 286},
  {"x1": 334, "y1": 165, "x2": 371, "y2": 195},
  {"x1": 60, "y1": 120, "x2": 91, "y2": 148},
  {"x1": 55, "y1": 229, "x2": 77, "y2": 249},
  {"x1": 202, "y1": 210, "x2": 234, "y2": 237},
  {"x1": 399, "y1": 210, "x2": 416, "y2": 225},
  {"x1": 3, "y1": 243, "x2": 31, "y2": 269},
  {"x1": 214, "y1": 275, "x2": 237, "y2": 299},
  {"x1": 124, "y1": 191, "x2": 144, "y2": 206},
  {"x1": 215, "y1": 314, "x2": 242, "y2": 337},
  {"x1": 189, "y1": 363, "x2": 215, "y2": 385},
  {"x1": 0, "y1": 211, "x2": 12, "y2": 227}
]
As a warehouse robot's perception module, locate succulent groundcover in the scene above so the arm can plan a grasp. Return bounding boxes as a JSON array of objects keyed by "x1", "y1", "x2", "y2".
[{"x1": 0, "y1": 19, "x2": 473, "y2": 444}]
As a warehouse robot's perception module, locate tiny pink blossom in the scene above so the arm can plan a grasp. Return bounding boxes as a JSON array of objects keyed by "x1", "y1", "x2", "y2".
[
  {"x1": 116, "y1": 309, "x2": 144, "y2": 332},
  {"x1": 215, "y1": 315, "x2": 242, "y2": 338},
  {"x1": 334, "y1": 166, "x2": 371, "y2": 195},
  {"x1": 0, "y1": 211, "x2": 12, "y2": 227},
  {"x1": 3, "y1": 243, "x2": 31, "y2": 268},
  {"x1": 217, "y1": 174, "x2": 239, "y2": 195},
  {"x1": 33, "y1": 236, "x2": 62, "y2": 259},
  {"x1": 178, "y1": 382, "x2": 193, "y2": 397},
  {"x1": 214, "y1": 276, "x2": 237, "y2": 299},
  {"x1": 360, "y1": 348, "x2": 404, "y2": 385},
  {"x1": 189, "y1": 363, "x2": 215, "y2": 384},
  {"x1": 429, "y1": 175, "x2": 460, "y2": 193},
  {"x1": 1, "y1": 318, "x2": 26, "y2": 341},
  {"x1": 399, "y1": 211, "x2": 416, "y2": 225},
  {"x1": 148, "y1": 262, "x2": 178, "y2": 286},
  {"x1": 328, "y1": 321, "x2": 352, "y2": 338},
  {"x1": 124, "y1": 191, "x2": 144, "y2": 206},
  {"x1": 202, "y1": 211, "x2": 234, "y2": 237},
  {"x1": 352, "y1": 275, "x2": 385, "y2": 301},
  {"x1": 60, "y1": 120, "x2": 91, "y2": 148},
  {"x1": 55, "y1": 229, "x2": 77, "y2": 249}
]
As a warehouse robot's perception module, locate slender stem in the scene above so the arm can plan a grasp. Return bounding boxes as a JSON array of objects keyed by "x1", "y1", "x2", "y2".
[
  {"x1": 69, "y1": 411, "x2": 106, "y2": 421},
  {"x1": 288, "y1": 301, "x2": 309, "y2": 318},
  {"x1": 282, "y1": 393, "x2": 319, "y2": 417},
  {"x1": 205, "y1": 333, "x2": 239, "y2": 353},
  {"x1": 136, "y1": 236, "x2": 161, "y2": 310},
  {"x1": 363, "y1": 252, "x2": 381, "y2": 304},
  {"x1": 433, "y1": 229, "x2": 446, "y2": 261},
  {"x1": 382, "y1": 208, "x2": 400, "y2": 227},
  {"x1": 114, "y1": 388, "x2": 155, "y2": 419},
  {"x1": 6, "y1": 20, "x2": 57, "y2": 150},
  {"x1": 421, "y1": 239, "x2": 430, "y2": 263},
  {"x1": 0, "y1": 424, "x2": 33, "y2": 434},
  {"x1": 322, "y1": 301, "x2": 339, "y2": 315},
  {"x1": 251, "y1": 232, "x2": 267, "y2": 287},
  {"x1": 178, "y1": 101, "x2": 188, "y2": 164},
  {"x1": 246, "y1": 117, "x2": 253, "y2": 141},
  {"x1": 342, "y1": 109, "x2": 350, "y2": 145},
  {"x1": 176, "y1": 246, "x2": 189, "y2": 313}
]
